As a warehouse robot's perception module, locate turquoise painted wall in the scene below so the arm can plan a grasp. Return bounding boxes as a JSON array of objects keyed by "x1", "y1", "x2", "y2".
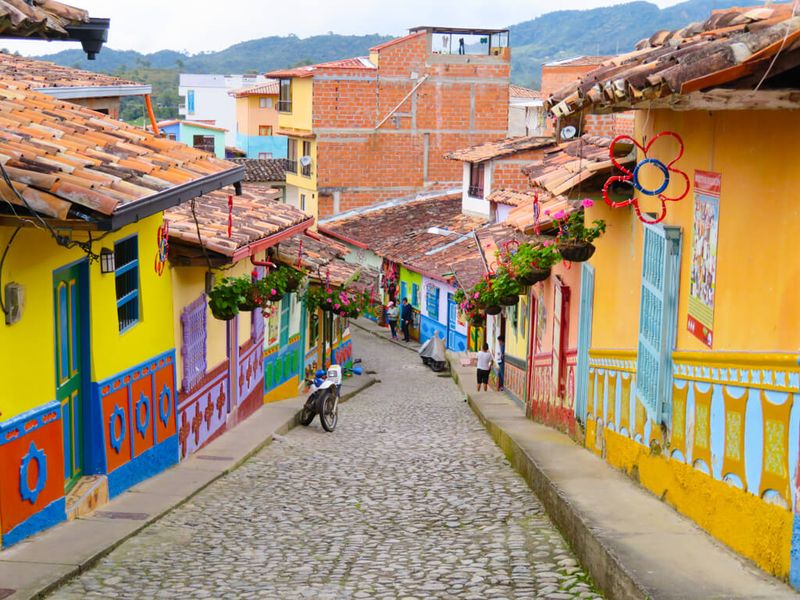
[{"x1": 179, "y1": 123, "x2": 225, "y2": 158}]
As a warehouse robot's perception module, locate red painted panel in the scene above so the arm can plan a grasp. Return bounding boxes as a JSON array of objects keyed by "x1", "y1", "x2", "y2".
[
  {"x1": 131, "y1": 371, "x2": 154, "y2": 458},
  {"x1": 102, "y1": 387, "x2": 130, "y2": 473},
  {"x1": 154, "y1": 360, "x2": 176, "y2": 442},
  {"x1": 0, "y1": 412, "x2": 64, "y2": 535}
]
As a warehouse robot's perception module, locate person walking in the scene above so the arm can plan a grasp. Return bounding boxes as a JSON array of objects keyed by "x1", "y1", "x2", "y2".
[
  {"x1": 476, "y1": 343, "x2": 493, "y2": 392},
  {"x1": 401, "y1": 298, "x2": 413, "y2": 342},
  {"x1": 496, "y1": 335, "x2": 505, "y2": 391},
  {"x1": 386, "y1": 301, "x2": 400, "y2": 340}
]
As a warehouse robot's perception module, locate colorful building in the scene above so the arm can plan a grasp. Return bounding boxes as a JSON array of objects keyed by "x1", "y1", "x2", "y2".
[
  {"x1": 230, "y1": 81, "x2": 288, "y2": 159},
  {"x1": 268, "y1": 26, "x2": 511, "y2": 218},
  {"x1": 158, "y1": 119, "x2": 227, "y2": 158},
  {"x1": 166, "y1": 187, "x2": 313, "y2": 458},
  {"x1": 548, "y1": 4, "x2": 800, "y2": 587},
  {"x1": 0, "y1": 83, "x2": 242, "y2": 547}
]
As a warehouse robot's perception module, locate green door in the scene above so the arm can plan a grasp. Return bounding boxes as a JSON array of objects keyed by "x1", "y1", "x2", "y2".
[
  {"x1": 54, "y1": 262, "x2": 87, "y2": 491},
  {"x1": 279, "y1": 295, "x2": 291, "y2": 347}
]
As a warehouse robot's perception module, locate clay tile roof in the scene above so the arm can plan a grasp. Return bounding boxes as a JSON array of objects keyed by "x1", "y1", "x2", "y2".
[
  {"x1": 445, "y1": 135, "x2": 554, "y2": 163},
  {"x1": 487, "y1": 189, "x2": 535, "y2": 207},
  {"x1": 544, "y1": 55, "x2": 610, "y2": 67},
  {"x1": 277, "y1": 235, "x2": 379, "y2": 292},
  {"x1": 509, "y1": 84, "x2": 543, "y2": 99},
  {"x1": 504, "y1": 135, "x2": 634, "y2": 233},
  {"x1": 0, "y1": 83, "x2": 239, "y2": 226},
  {"x1": 547, "y1": 5, "x2": 800, "y2": 116},
  {"x1": 229, "y1": 80, "x2": 279, "y2": 98},
  {"x1": 229, "y1": 158, "x2": 288, "y2": 182},
  {"x1": 267, "y1": 56, "x2": 376, "y2": 79},
  {"x1": 0, "y1": 0, "x2": 89, "y2": 39},
  {"x1": 166, "y1": 184, "x2": 310, "y2": 258},
  {"x1": 369, "y1": 30, "x2": 426, "y2": 52},
  {"x1": 0, "y1": 52, "x2": 142, "y2": 90}
]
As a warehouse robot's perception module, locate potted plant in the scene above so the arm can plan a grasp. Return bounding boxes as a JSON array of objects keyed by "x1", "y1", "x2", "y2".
[
  {"x1": 554, "y1": 200, "x2": 606, "y2": 262},
  {"x1": 259, "y1": 267, "x2": 289, "y2": 303},
  {"x1": 509, "y1": 242, "x2": 561, "y2": 285},
  {"x1": 470, "y1": 279, "x2": 502, "y2": 315},
  {"x1": 283, "y1": 266, "x2": 306, "y2": 292},
  {"x1": 493, "y1": 267, "x2": 522, "y2": 306},
  {"x1": 209, "y1": 276, "x2": 250, "y2": 321}
]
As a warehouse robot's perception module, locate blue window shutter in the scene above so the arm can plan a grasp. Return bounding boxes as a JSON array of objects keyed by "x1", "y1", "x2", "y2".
[
  {"x1": 575, "y1": 263, "x2": 595, "y2": 422},
  {"x1": 635, "y1": 224, "x2": 682, "y2": 424},
  {"x1": 400, "y1": 281, "x2": 407, "y2": 303},
  {"x1": 187, "y1": 90, "x2": 195, "y2": 114},
  {"x1": 411, "y1": 283, "x2": 419, "y2": 308}
]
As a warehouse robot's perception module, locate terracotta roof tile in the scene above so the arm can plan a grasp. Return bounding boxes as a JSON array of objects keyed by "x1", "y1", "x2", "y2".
[
  {"x1": 0, "y1": 82, "x2": 238, "y2": 223},
  {"x1": 267, "y1": 56, "x2": 376, "y2": 79},
  {"x1": 229, "y1": 158, "x2": 287, "y2": 182},
  {"x1": 0, "y1": 52, "x2": 141, "y2": 89},
  {"x1": 0, "y1": 0, "x2": 89, "y2": 39},
  {"x1": 504, "y1": 135, "x2": 634, "y2": 233},
  {"x1": 229, "y1": 80, "x2": 280, "y2": 98},
  {"x1": 509, "y1": 84, "x2": 543, "y2": 99},
  {"x1": 544, "y1": 55, "x2": 610, "y2": 67},
  {"x1": 487, "y1": 189, "x2": 535, "y2": 207},
  {"x1": 548, "y1": 5, "x2": 800, "y2": 116},
  {"x1": 166, "y1": 184, "x2": 310, "y2": 258},
  {"x1": 445, "y1": 135, "x2": 554, "y2": 163}
]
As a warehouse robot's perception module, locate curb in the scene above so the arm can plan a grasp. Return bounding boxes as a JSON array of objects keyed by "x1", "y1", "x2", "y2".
[
  {"x1": 447, "y1": 360, "x2": 646, "y2": 600},
  {"x1": 28, "y1": 375, "x2": 377, "y2": 600}
]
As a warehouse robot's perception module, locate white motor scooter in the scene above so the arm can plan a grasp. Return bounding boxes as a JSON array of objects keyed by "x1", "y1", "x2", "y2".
[{"x1": 300, "y1": 359, "x2": 362, "y2": 432}]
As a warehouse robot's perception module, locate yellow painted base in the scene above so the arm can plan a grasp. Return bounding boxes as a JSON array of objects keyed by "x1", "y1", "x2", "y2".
[
  {"x1": 602, "y1": 427, "x2": 793, "y2": 578},
  {"x1": 264, "y1": 376, "x2": 301, "y2": 404}
]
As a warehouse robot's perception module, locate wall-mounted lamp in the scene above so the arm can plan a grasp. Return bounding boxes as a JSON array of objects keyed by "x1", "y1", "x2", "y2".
[{"x1": 100, "y1": 248, "x2": 116, "y2": 274}]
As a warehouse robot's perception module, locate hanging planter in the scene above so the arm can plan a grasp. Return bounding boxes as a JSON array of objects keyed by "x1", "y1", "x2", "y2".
[
  {"x1": 486, "y1": 305, "x2": 502, "y2": 315},
  {"x1": 519, "y1": 267, "x2": 551, "y2": 285},
  {"x1": 469, "y1": 314, "x2": 485, "y2": 327},
  {"x1": 499, "y1": 295, "x2": 519, "y2": 306},
  {"x1": 284, "y1": 268, "x2": 305, "y2": 292},
  {"x1": 557, "y1": 241, "x2": 596, "y2": 262},
  {"x1": 209, "y1": 276, "x2": 250, "y2": 321}
]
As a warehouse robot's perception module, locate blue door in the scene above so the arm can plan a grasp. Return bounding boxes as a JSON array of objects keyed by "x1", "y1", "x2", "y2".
[
  {"x1": 574, "y1": 263, "x2": 595, "y2": 423},
  {"x1": 446, "y1": 293, "x2": 467, "y2": 352},
  {"x1": 635, "y1": 224, "x2": 682, "y2": 424}
]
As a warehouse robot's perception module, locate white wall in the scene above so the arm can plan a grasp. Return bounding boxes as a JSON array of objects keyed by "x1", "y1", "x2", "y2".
[
  {"x1": 179, "y1": 73, "x2": 268, "y2": 147},
  {"x1": 508, "y1": 100, "x2": 545, "y2": 136},
  {"x1": 461, "y1": 162, "x2": 492, "y2": 217}
]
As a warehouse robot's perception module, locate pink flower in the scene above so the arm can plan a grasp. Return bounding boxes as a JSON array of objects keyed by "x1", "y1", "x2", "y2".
[
  {"x1": 552, "y1": 210, "x2": 566, "y2": 220},
  {"x1": 543, "y1": 240, "x2": 554, "y2": 247},
  {"x1": 334, "y1": 303, "x2": 341, "y2": 309},
  {"x1": 473, "y1": 293, "x2": 479, "y2": 299},
  {"x1": 544, "y1": 209, "x2": 551, "y2": 216},
  {"x1": 326, "y1": 288, "x2": 332, "y2": 294},
  {"x1": 325, "y1": 298, "x2": 331, "y2": 303},
  {"x1": 581, "y1": 198, "x2": 595, "y2": 208},
  {"x1": 271, "y1": 288, "x2": 277, "y2": 295}
]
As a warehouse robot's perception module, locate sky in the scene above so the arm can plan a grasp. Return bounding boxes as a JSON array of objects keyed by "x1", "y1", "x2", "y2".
[{"x1": 6, "y1": 0, "x2": 683, "y2": 57}]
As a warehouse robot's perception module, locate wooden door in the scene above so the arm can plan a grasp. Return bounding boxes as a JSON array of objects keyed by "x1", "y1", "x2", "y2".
[{"x1": 54, "y1": 261, "x2": 87, "y2": 491}]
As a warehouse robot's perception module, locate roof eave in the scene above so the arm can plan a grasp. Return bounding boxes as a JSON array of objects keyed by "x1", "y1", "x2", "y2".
[
  {"x1": 230, "y1": 217, "x2": 315, "y2": 262},
  {"x1": 317, "y1": 225, "x2": 370, "y2": 250},
  {"x1": 39, "y1": 84, "x2": 152, "y2": 100},
  {"x1": 64, "y1": 18, "x2": 111, "y2": 60},
  {"x1": 108, "y1": 165, "x2": 245, "y2": 231}
]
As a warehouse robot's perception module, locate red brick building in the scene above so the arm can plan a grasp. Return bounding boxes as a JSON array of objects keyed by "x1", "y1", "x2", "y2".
[{"x1": 268, "y1": 27, "x2": 511, "y2": 218}]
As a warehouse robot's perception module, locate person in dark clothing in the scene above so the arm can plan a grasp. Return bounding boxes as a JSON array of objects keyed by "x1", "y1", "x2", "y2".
[{"x1": 401, "y1": 298, "x2": 413, "y2": 342}]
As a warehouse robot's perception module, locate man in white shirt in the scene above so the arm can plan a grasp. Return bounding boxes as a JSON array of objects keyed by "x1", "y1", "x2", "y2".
[{"x1": 476, "y1": 343, "x2": 493, "y2": 392}]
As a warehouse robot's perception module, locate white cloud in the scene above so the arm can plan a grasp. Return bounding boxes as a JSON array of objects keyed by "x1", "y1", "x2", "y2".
[{"x1": 2, "y1": 0, "x2": 683, "y2": 57}]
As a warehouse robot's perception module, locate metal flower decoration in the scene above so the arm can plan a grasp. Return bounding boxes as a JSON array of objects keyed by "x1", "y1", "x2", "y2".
[{"x1": 602, "y1": 131, "x2": 690, "y2": 224}]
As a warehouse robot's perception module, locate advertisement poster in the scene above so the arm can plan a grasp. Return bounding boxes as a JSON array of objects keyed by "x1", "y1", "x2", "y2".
[{"x1": 687, "y1": 170, "x2": 721, "y2": 348}]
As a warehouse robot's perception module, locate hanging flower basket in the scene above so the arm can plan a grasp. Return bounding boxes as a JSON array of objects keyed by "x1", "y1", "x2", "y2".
[
  {"x1": 499, "y1": 295, "x2": 520, "y2": 306},
  {"x1": 519, "y1": 267, "x2": 551, "y2": 285},
  {"x1": 211, "y1": 305, "x2": 238, "y2": 321},
  {"x1": 469, "y1": 315, "x2": 485, "y2": 327},
  {"x1": 284, "y1": 268, "x2": 305, "y2": 292},
  {"x1": 486, "y1": 305, "x2": 502, "y2": 315},
  {"x1": 208, "y1": 275, "x2": 250, "y2": 321},
  {"x1": 265, "y1": 289, "x2": 285, "y2": 303},
  {"x1": 557, "y1": 241, "x2": 596, "y2": 262}
]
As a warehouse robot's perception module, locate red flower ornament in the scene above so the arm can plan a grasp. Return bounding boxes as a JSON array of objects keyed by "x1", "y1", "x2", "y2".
[{"x1": 602, "y1": 131, "x2": 690, "y2": 224}]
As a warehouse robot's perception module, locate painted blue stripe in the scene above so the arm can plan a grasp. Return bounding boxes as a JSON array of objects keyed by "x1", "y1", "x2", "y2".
[
  {"x1": 58, "y1": 283, "x2": 68, "y2": 381},
  {"x1": 107, "y1": 435, "x2": 179, "y2": 498},
  {"x1": 116, "y1": 289, "x2": 139, "y2": 308},
  {"x1": 0, "y1": 400, "x2": 62, "y2": 446},
  {"x1": 2, "y1": 497, "x2": 66, "y2": 548}
]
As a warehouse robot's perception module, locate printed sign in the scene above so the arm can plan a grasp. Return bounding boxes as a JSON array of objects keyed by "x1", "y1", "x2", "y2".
[{"x1": 687, "y1": 170, "x2": 721, "y2": 348}]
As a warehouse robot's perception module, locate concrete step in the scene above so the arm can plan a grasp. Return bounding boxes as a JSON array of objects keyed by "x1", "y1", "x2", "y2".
[{"x1": 65, "y1": 475, "x2": 108, "y2": 521}]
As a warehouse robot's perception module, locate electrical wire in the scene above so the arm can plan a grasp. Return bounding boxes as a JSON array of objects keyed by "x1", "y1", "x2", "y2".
[
  {"x1": 753, "y1": 0, "x2": 800, "y2": 92},
  {"x1": 190, "y1": 198, "x2": 214, "y2": 272}
]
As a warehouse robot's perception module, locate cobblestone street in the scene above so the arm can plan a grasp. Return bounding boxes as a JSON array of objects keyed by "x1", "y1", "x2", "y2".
[{"x1": 50, "y1": 329, "x2": 602, "y2": 600}]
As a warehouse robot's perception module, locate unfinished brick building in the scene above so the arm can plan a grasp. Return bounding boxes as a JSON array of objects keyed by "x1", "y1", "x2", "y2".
[{"x1": 268, "y1": 26, "x2": 511, "y2": 219}]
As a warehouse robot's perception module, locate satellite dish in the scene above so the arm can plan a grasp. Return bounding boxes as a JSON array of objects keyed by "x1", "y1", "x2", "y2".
[
  {"x1": 560, "y1": 125, "x2": 577, "y2": 140},
  {"x1": 299, "y1": 155, "x2": 312, "y2": 167}
]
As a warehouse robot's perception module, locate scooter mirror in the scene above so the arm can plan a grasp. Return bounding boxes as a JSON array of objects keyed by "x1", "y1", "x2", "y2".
[{"x1": 352, "y1": 365, "x2": 364, "y2": 375}]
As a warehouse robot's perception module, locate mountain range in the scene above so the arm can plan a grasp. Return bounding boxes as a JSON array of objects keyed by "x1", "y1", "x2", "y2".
[{"x1": 18, "y1": 0, "x2": 756, "y2": 121}]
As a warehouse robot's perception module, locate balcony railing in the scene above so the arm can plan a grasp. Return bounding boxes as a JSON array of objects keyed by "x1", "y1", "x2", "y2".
[
  {"x1": 468, "y1": 185, "x2": 484, "y2": 198},
  {"x1": 285, "y1": 160, "x2": 298, "y2": 174},
  {"x1": 278, "y1": 100, "x2": 292, "y2": 113}
]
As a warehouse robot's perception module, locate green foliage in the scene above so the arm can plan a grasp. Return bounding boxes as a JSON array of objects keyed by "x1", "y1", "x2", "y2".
[
  {"x1": 557, "y1": 210, "x2": 606, "y2": 244},
  {"x1": 509, "y1": 242, "x2": 561, "y2": 276},
  {"x1": 208, "y1": 276, "x2": 250, "y2": 320},
  {"x1": 492, "y1": 268, "x2": 522, "y2": 299}
]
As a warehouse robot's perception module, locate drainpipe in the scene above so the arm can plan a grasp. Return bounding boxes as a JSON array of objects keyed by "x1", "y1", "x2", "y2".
[{"x1": 145, "y1": 94, "x2": 160, "y2": 135}]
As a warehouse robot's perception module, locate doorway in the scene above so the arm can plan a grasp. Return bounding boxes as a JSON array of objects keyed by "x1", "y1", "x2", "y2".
[{"x1": 53, "y1": 260, "x2": 89, "y2": 492}]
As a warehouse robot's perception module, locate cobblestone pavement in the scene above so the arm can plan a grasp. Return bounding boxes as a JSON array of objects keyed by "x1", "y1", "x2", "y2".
[{"x1": 50, "y1": 329, "x2": 603, "y2": 600}]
